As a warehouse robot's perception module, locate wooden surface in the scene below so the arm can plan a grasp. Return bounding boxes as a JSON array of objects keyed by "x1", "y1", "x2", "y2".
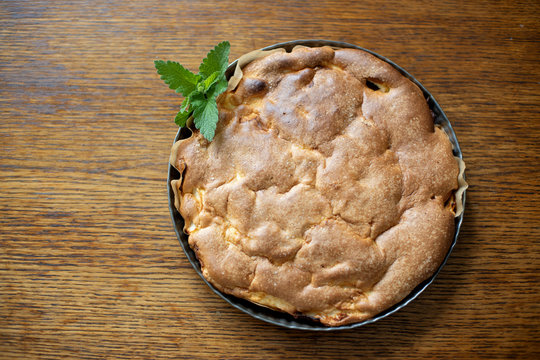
[{"x1": 1, "y1": 0, "x2": 539, "y2": 358}]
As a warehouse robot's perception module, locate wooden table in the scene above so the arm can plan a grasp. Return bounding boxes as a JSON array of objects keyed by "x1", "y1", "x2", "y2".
[{"x1": 1, "y1": 1, "x2": 538, "y2": 358}]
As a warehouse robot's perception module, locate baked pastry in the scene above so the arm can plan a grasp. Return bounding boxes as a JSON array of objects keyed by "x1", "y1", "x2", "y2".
[{"x1": 170, "y1": 46, "x2": 460, "y2": 326}]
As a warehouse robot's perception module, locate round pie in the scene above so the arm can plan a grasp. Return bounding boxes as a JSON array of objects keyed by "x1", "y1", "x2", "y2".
[{"x1": 170, "y1": 46, "x2": 460, "y2": 326}]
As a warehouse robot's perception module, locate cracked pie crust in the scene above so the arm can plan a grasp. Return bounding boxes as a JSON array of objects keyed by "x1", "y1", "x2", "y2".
[{"x1": 170, "y1": 46, "x2": 460, "y2": 326}]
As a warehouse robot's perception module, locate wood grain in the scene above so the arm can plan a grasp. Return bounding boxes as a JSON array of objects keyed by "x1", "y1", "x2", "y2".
[{"x1": 1, "y1": 0, "x2": 539, "y2": 358}]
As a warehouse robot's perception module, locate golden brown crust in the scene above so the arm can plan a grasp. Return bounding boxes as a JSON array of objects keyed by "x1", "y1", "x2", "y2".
[{"x1": 170, "y1": 46, "x2": 459, "y2": 326}]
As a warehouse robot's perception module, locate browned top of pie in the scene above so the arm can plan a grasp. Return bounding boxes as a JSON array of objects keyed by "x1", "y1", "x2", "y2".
[{"x1": 170, "y1": 46, "x2": 459, "y2": 326}]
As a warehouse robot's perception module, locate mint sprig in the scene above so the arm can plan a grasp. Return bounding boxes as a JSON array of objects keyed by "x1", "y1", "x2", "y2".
[{"x1": 155, "y1": 41, "x2": 230, "y2": 141}]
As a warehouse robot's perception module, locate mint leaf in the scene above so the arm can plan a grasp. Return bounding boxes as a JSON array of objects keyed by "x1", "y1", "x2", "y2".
[
  {"x1": 203, "y1": 71, "x2": 221, "y2": 91},
  {"x1": 193, "y1": 98, "x2": 218, "y2": 141},
  {"x1": 180, "y1": 97, "x2": 190, "y2": 112},
  {"x1": 199, "y1": 41, "x2": 230, "y2": 79},
  {"x1": 207, "y1": 76, "x2": 228, "y2": 99},
  {"x1": 175, "y1": 110, "x2": 191, "y2": 127},
  {"x1": 187, "y1": 90, "x2": 205, "y2": 108},
  {"x1": 155, "y1": 41, "x2": 230, "y2": 142},
  {"x1": 154, "y1": 60, "x2": 200, "y2": 96}
]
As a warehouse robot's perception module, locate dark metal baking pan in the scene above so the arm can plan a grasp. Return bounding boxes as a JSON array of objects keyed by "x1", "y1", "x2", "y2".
[{"x1": 167, "y1": 39, "x2": 466, "y2": 331}]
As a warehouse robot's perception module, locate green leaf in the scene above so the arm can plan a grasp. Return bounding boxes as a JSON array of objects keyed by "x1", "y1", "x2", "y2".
[
  {"x1": 154, "y1": 60, "x2": 200, "y2": 96},
  {"x1": 198, "y1": 41, "x2": 230, "y2": 79},
  {"x1": 180, "y1": 97, "x2": 190, "y2": 113},
  {"x1": 207, "y1": 75, "x2": 228, "y2": 99},
  {"x1": 156, "y1": 41, "x2": 230, "y2": 141},
  {"x1": 188, "y1": 90, "x2": 205, "y2": 108},
  {"x1": 175, "y1": 110, "x2": 191, "y2": 127},
  {"x1": 203, "y1": 71, "x2": 221, "y2": 91},
  {"x1": 192, "y1": 98, "x2": 218, "y2": 141}
]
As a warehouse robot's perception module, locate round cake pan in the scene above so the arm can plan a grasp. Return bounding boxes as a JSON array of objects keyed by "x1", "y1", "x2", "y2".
[{"x1": 167, "y1": 39, "x2": 466, "y2": 331}]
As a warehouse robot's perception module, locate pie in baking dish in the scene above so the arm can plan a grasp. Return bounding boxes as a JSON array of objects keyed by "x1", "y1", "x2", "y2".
[{"x1": 170, "y1": 46, "x2": 459, "y2": 326}]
